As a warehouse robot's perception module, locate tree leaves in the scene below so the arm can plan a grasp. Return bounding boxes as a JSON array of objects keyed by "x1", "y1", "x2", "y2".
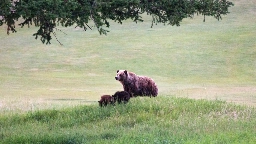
[{"x1": 0, "y1": 0, "x2": 234, "y2": 44}]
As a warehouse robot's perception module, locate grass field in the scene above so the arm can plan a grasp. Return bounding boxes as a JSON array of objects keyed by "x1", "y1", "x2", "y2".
[
  {"x1": 1, "y1": 97, "x2": 256, "y2": 143},
  {"x1": 1, "y1": 0, "x2": 255, "y2": 112},
  {"x1": 0, "y1": 0, "x2": 256, "y2": 143}
]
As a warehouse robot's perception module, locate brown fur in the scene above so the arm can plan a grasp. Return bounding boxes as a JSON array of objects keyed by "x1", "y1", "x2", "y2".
[
  {"x1": 112, "y1": 91, "x2": 130, "y2": 104},
  {"x1": 98, "y1": 95, "x2": 114, "y2": 107},
  {"x1": 115, "y1": 70, "x2": 158, "y2": 97}
]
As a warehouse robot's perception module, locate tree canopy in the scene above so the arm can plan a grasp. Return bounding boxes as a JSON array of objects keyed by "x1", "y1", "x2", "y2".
[{"x1": 0, "y1": 0, "x2": 234, "y2": 44}]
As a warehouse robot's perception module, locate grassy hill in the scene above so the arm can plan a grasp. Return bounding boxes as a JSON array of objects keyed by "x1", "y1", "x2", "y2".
[
  {"x1": 0, "y1": 0, "x2": 256, "y2": 143},
  {"x1": 1, "y1": 97, "x2": 256, "y2": 143}
]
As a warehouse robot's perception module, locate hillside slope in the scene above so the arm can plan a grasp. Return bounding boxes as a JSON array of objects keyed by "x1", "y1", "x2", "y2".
[{"x1": 1, "y1": 97, "x2": 256, "y2": 143}]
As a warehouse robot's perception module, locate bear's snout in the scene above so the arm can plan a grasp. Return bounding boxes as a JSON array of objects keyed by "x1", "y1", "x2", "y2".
[{"x1": 115, "y1": 77, "x2": 118, "y2": 80}]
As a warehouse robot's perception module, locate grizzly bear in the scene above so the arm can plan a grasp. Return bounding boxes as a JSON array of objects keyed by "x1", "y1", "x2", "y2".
[
  {"x1": 98, "y1": 95, "x2": 114, "y2": 107},
  {"x1": 115, "y1": 70, "x2": 158, "y2": 97},
  {"x1": 112, "y1": 91, "x2": 130, "y2": 104}
]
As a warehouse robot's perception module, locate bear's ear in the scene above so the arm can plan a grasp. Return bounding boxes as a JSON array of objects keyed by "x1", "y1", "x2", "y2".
[
  {"x1": 117, "y1": 70, "x2": 119, "y2": 73},
  {"x1": 124, "y1": 70, "x2": 128, "y2": 75}
]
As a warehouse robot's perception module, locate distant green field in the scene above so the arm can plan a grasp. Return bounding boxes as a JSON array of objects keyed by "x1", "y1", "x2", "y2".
[{"x1": 0, "y1": 0, "x2": 256, "y2": 113}]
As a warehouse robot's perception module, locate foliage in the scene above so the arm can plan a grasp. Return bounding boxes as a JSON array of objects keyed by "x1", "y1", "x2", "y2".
[{"x1": 0, "y1": 0, "x2": 233, "y2": 44}]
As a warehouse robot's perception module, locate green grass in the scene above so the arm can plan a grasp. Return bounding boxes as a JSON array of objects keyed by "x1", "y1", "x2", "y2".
[
  {"x1": 0, "y1": 97, "x2": 256, "y2": 143},
  {"x1": 0, "y1": 0, "x2": 256, "y2": 112},
  {"x1": 0, "y1": 0, "x2": 256, "y2": 142}
]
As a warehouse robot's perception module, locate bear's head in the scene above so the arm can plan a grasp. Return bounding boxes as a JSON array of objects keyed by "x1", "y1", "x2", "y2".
[
  {"x1": 115, "y1": 70, "x2": 128, "y2": 81},
  {"x1": 98, "y1": 101, "x2": 103, "y2": 107},
  {"x1": 112, "y1": 94, "x2": 117, "y2": 103}
]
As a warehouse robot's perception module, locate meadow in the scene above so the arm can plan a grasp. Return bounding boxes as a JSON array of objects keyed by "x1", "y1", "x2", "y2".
[
  {"x1": 0, "y1": 0, "x2": 256, "y2": 143},
  {"x1": 1, "y1": 97, "x2": 256, "y2": 143}
]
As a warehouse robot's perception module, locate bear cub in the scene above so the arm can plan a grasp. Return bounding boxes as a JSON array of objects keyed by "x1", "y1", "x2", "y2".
[
  {"x1": 112, "y1": 91, "x2": 130, "y2": 104},
  {"x1": 98, "y1": 95, "x2": 114, "y2": 107}
]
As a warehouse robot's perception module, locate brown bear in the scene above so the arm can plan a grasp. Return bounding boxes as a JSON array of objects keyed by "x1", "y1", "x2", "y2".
[
  {"x1": 112, "y1": 91, "x2": 131, "y2": 104},
  {"x1": 115, "y1": 70, "x2": 158, "y2": 97},
  {"x1": 98, "y1": 95, "x2": 114, "y2": 107}
]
